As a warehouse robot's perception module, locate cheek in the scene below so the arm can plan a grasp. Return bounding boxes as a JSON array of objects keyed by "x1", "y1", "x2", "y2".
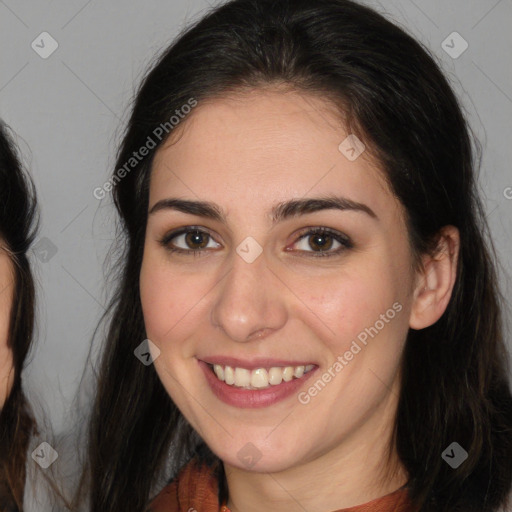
[
  {"x1": 294, "y1": 266, "x2": 408, "y2": 421},
  {"x1": 0, "y1": 260, "x2": 13, "y2": 351},
  {"x1": 296, "y1": 259, "x2": 404, "y2": 353},
  {"x1": 140, "y1": 260, "x2": 178, "y2": 341},
  {"x1": 139, "y1": 252, "x2": 209, "y2": 343},
  {"x1": 0, "y1": 266, "x2": 14, "y2": 405},
  {"x1": 0, "y1": 297, "x2": 10, "y2": 349}
]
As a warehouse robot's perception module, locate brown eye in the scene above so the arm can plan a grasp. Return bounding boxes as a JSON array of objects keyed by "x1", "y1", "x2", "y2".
[
  {"x1": 292, "y1": 227, "x2": 353, "y2": 257},
  {"x1": 160, "y1": 227, "x2": 221, "y2": 255},
  {"x1": 184, "y1": 230, "x2": 210, "y2": 249},
  {"x1": 307, "y1": 232, "x2": 334, "y2": 252}
]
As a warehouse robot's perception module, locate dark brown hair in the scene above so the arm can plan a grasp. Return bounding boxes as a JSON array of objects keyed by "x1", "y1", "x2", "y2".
[
  {"x1": 0, "y1": 122, "x2": 38, "y2": 511},
  {"x1": 79, "y1": 1, "x2": 512, "y2": 510}
]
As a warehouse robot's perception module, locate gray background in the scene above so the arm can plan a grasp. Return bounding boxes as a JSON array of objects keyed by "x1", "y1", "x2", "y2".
[{"x1": 1, "y1": 0, "x2": 511, "y2": 438}]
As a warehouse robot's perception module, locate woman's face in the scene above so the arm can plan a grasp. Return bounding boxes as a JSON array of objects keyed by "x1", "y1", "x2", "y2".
[
  {"x1": 0, "y1": 245, "x2": 14, "y2": 407},
  {"x1": 140, "y1": 88, "x2": 420, "y2": 473}
]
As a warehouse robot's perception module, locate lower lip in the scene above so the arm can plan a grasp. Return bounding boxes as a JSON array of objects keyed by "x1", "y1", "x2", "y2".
[{"x1": 198, "y1": 359, "x2": 317, "y2": 408}]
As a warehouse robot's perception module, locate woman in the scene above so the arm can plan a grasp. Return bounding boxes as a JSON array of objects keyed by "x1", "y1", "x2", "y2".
[
  {"x1": 0, "y1": 122, "x2": 38, "y2": 511},
  {"x1": 81, "y1": 0, "x2": 512, "y2": 511}
]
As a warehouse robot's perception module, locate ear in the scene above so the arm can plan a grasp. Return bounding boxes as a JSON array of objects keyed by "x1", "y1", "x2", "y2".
[{"x1": 409, "y1": 225, "x2": 460, "y2": 330}]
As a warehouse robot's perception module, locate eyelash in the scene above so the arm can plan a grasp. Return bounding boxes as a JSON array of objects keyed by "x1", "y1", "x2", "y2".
[{"x1": 158, "y1": 226, "x2": 353, "y2": 258}]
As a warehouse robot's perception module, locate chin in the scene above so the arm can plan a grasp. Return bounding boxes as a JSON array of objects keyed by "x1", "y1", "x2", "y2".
[{"x1": 209, "y1": 434, "x2": 310, "y2": 473}]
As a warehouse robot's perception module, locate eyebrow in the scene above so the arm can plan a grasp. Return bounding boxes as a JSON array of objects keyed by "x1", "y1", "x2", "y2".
[{"x1": 148, "y1": 195, "x2": 378, "y2": 225}]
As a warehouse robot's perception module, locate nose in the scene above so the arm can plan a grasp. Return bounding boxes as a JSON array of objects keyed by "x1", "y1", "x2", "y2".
[{"x1": 210, "y1": 248, "x2": 288, "y2": 343}]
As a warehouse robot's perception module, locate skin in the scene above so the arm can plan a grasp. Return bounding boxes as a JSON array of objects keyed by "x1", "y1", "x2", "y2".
[
  {"x1": 140, "y1": 86, "x2": 460, "y2": 512},
  {"x1": 0, "y1": 244, "x2": 14, "y2": 408}
]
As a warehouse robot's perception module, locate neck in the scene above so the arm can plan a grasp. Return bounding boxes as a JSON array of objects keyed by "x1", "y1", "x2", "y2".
[{"x1": 223, "y1": 380, "x2": 408, "y2": 512}]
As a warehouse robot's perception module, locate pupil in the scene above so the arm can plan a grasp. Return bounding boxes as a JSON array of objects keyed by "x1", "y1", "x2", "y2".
[
  {"x1": 187, "y1": 231, "x2": 208, "y2": 249},
  {"x1": 311, "y1": 234, "x2": 332, "y2": 251}
]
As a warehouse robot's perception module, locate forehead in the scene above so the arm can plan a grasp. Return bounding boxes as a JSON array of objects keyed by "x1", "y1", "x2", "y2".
[{"x1": 150, "y1": 88, "x2": 400, "y2": 220}]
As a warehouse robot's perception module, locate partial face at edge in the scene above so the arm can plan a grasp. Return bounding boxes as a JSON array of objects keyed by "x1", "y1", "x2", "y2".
[
  {"x1": 0, "y1": 244, "x2": 15, "y2": 407},
  {"x1": 139, "y1": 88, "x2": 419, "y2": 473}
]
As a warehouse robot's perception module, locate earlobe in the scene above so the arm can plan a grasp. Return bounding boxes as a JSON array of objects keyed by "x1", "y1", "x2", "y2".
[{"x1": 409, "y1": 225, "x2": 460, "y2": 330}]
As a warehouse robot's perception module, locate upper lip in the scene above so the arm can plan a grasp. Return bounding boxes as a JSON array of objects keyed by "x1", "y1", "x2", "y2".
[{"x1": 198, "y1": 356, "x2": 316, "y2": 370}]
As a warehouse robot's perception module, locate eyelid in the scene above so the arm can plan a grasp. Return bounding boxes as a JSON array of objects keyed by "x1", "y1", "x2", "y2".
[{"x1": 293, "y1": 226, "x2": 351, "y2": 242}]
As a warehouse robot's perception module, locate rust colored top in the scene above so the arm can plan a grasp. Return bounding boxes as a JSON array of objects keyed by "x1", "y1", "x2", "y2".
[{"x1": 148, "y1": 459, "x2": 416, "y2": 512}]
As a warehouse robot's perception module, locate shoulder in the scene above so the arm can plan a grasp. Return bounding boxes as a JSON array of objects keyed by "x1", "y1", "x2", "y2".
[{"x1": 147, "y1": 458, "x2": 220, "y2": 512}]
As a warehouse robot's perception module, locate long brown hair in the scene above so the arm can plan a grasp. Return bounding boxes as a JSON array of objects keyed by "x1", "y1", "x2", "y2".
[
  {"x1": 78, "y1": 1, "x2": 512, "y2": 510},
  {"x1": 0, "y1": 122, "x2": 38, "y2": 511}
]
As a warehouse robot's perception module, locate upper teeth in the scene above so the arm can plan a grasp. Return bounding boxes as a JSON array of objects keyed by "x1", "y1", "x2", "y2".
[{"x1": 212, "y1": 364, "x2": 315, "y2": 389}]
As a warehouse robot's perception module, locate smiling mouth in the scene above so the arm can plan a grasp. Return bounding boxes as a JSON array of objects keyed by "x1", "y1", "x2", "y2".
[{"x1": 207, "y1": 363, "x2": 315, "y2": 390}]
